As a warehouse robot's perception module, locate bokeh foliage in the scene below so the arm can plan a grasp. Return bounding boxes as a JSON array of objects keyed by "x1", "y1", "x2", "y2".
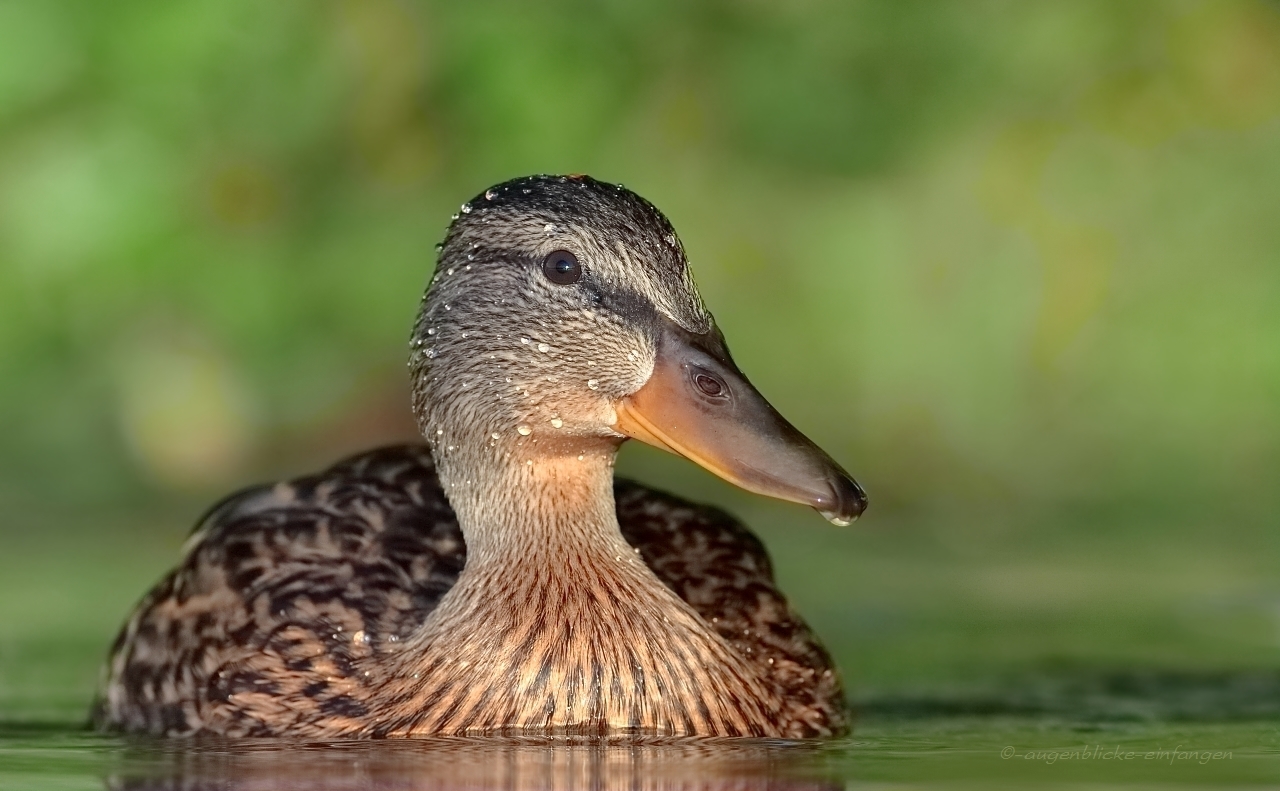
[{"x1": 1, "y1": 0, "x2": 1278, "y2": 719}]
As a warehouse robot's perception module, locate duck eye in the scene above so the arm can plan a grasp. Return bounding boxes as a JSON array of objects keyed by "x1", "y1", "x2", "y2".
[{"x1": 542, "y1": 250, "x2": 582, "y2": 285}]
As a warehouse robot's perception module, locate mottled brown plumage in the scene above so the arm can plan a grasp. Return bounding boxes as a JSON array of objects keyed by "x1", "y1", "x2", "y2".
[
  {"x1": 95, "y1": 175, "x2": 864, "y2": 739},
  {"x1": 94, "y1": 445, "x2": 843, "y2": 737}
]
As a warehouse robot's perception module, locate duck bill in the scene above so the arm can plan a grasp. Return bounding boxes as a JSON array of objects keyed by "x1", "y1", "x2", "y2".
[{"x1": 614, "y1": 321, "x2": 867, "y2": 525}]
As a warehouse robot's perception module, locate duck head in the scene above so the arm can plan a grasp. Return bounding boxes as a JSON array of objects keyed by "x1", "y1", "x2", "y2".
[{"x1": 410, "y1": 175, "x2": 866, "y2": 526}]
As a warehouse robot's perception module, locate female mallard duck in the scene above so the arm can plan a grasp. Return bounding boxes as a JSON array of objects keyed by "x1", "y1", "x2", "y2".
[{"x1": 93, "y1": 175, "x2": 867, "y2": 739}]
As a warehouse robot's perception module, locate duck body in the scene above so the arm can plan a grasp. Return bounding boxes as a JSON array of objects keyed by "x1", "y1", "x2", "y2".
[
  {"x1": 94, "y1": 445, "x2": 845, "y2": 738},
  {"x1": 95, "y1": 175, "x2": 865, "y2": 739}
]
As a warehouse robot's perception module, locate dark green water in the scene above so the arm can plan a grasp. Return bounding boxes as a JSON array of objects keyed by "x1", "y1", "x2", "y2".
[
  {"x1": 1, "y1": 718, "x2": 1274, "y2": 789},
  {"x1": 4, "y1": 666, "x2": 1278, "y2": 789}
]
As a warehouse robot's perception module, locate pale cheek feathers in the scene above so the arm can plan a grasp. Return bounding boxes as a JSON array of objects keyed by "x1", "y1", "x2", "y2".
[{"x1": 415, "y1": 320, "x2": 658, "y2": 441}]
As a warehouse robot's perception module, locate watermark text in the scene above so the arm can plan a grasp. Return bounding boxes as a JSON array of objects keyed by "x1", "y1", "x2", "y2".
[{"x1": 1000, "y1": 744, "x2": 1232, "y2": 765}]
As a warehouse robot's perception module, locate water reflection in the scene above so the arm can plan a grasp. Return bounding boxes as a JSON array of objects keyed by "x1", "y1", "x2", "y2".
[{"x1": 107, "y1": 737, "x2": 841, "y2": 790}]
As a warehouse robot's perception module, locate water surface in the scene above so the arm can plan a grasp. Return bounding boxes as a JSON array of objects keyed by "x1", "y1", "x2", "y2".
[{"x1": 2, "y1": 717, "x2": 1274, "y2": 789}]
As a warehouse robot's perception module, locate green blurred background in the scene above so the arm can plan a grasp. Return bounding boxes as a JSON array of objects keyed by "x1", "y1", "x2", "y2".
[{"x1": 1, "y1": 0, "x2": 1278, "y2": 726}]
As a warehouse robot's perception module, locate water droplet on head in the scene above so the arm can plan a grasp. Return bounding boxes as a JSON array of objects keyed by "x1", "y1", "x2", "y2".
[
  {"x1": 577, "y1": 454, "x2": 584, "y2": 461},
  {"x1": 491, "y1": 432, "x2": 500, "y2": 440},
  {"x1": 426, "y1": 328, "x2": 435, "y2": 335},
  {"x1": 516, "y1": 425, "x2": 532, "y2": 436},
  {"x1": 460, "y1": 203, "x2": 472, "y2": 214},
  {"x1": 444, "y1": 304, "x2": 451, "y2": 311},
  {"x1": 587, "y1": 379, "x2": 599, "y2": 390},
  {"x1": 484, "y1": 188, "x2": 497, "y2": 200},
  {"x1": 446, "y1": 268, "x2": 455, "y2": 275},
  {"x1": 436, "y1": 429, "x2": 444, "y2": 435},
  {"x1": 550, "y1": 418, "x2": 563, "y2": 429},
  {"x1": 537, "y1": 343, "x2": 549, "y2": 353},
  {"x1": 520, "y1": 337, "x2": 530, "y2": 345}
]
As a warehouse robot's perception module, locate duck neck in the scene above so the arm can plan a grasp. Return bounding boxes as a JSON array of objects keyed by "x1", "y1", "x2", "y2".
[
  {"x1": 435, "y1": 437, "x2": 633, "y2": 570},
  {"x1": 372, "y1": 432, "x2": 778, "y2": 737}
]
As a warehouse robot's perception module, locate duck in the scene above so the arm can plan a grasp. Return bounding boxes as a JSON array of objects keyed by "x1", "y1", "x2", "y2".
[{"x1": 92, "y1": 174, "x2": 867, "y2": 740}]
